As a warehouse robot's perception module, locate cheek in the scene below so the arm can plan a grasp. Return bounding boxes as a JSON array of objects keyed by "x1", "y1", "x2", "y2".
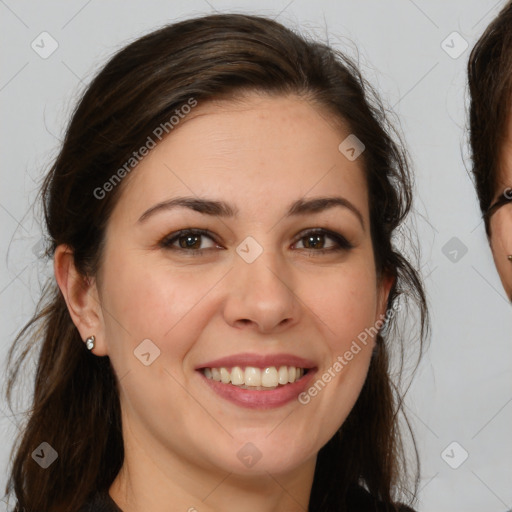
[
  {"x1": 490, "y1": 213, "x2": 512, "y2": 295},
  {"x1": 294, "y1": 263, "x2": 379, "y2": 446},
  {"x1": 306, "y1": 260, "x2": 379, "y2": 385},
  {"x1": 304, "y1": 260, "x2": 379, "y2": 348},
  {"x1": 490, "y1": 211, "x2": 512, "y2": 252},
  {"x1": 98, "y1": 246, "x2": 227, "y2": 363}
]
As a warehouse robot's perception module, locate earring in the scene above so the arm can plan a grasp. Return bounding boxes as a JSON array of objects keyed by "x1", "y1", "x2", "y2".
[
  {"x1": 85, "y1": 335, "x2": 95, "y2": 350},
  {"x1": 508, "y1": 255, "x2": 512, "y2": 261}
]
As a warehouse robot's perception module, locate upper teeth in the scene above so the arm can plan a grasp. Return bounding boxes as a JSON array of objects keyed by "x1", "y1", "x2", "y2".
[{"x1": 203, "y1": 366, "x2": 305, "y2": 388}]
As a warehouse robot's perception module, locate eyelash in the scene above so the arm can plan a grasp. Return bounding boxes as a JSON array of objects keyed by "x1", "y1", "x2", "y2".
[{"x1": 159, "y1": 228, "x2": 353, "y2": 256}]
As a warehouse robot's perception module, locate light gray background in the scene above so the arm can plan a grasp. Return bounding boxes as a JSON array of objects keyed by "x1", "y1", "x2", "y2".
[{"x1": 1, "y1": 1, "x2": 511, "y2": 511}]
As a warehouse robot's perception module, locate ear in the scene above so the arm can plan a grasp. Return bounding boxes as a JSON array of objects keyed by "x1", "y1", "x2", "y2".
[
  {"x1": 375, "y1": 271, "x2": 395, "y2": 324},
  {"x1": 53, "y1": 244, "x2": 108, "y2": 356}
]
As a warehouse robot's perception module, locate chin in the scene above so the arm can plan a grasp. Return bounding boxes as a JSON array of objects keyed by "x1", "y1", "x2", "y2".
[{"x1": 201, "y1": 435, "x2": 316, "y2": 477}]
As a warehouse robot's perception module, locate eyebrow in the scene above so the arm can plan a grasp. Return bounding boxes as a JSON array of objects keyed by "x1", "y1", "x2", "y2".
[{"x1": 137, "y1": 195, "x2": 365, "y2": 229}]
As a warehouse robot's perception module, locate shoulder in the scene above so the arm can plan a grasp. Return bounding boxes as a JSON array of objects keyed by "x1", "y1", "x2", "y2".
[
  {"x1": 76, "y1": 489, "x2": 123, "y2": 512},
  {"x1": 346, "y1": 484, "x2": 416, "y2": 512}
]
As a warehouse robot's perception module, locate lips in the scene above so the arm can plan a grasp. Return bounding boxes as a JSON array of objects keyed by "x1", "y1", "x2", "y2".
[
  {"x1": 195, "y1": 352, "x2": 317, "y2": 409},
  {"x1": 196, "y1": 353, "x2": 316, "y2": 371}
]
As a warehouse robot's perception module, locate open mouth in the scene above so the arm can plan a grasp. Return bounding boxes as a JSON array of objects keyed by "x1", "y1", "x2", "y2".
[{"x1": 201, "y1": 365, "x2": 309, "y2": 390}]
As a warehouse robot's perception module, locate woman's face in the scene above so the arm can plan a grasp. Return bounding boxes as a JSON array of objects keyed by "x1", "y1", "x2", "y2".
[
  {"x1": 89, "y1": 93, "x2": 392, "y2": 482},
  {"x1": 489, "y1": 118, "x2": 512, "y2": 300}
]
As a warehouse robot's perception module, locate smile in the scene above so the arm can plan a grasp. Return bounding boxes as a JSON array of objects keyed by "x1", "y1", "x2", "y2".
[{"x1": 202, "y1": 365, "x2": 307, "y2": 389}]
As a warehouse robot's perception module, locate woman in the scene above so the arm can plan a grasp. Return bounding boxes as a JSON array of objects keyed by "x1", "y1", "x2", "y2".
[
  {"x1": 4, "y1": 13, "x2": 428, "y2": 512},
  {"x1": 468, "y1": 0, "x2": 512, "y2": 300}
]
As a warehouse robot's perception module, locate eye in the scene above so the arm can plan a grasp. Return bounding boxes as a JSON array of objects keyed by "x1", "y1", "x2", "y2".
[
  {"x1": 160, "y1": 229, "x2": 220, "y2": 253},
  {"x1": 292, "y1": 228, "x2": 353, "y2": 254},
  {"x1": 159, "y1": 227, "x2": 353, "y2": 256}
]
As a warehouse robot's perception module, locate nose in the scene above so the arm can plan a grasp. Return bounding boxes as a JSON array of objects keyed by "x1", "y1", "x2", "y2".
[{"x1": 222, "y1": 246, "x2": 300, "y2": 334}]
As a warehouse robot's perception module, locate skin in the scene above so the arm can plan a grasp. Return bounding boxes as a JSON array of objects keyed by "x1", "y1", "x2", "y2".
[
  {"x1": 54, "y1": 92, "x2": 393, "y2": 512},
  {"x1": 489, "y1": 117, "x2": 512, "y2": 300}
]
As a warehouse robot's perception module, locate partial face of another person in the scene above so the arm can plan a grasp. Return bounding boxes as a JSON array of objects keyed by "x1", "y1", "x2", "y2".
[
  {"x1": 489, "y1": 116, "x2": 512, "y2": 300},
  {"x1": 84, "y1": 93, "x2": 392, "y2": 480}
]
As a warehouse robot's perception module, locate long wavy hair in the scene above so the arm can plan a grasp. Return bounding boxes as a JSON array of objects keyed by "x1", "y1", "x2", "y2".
[{"x1": 3, "y1": 13, "x2": 428, "y2": 512}]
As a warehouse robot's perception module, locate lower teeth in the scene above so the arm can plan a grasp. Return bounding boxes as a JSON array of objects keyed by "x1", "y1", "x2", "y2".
[{"x1": 231, "y1": 384, "x2": 285, "y2": 390}]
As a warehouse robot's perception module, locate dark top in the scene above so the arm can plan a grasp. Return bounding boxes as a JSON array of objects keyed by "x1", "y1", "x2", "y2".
[
  {"x1": 77, "y1": 485, "x2": 416, "y2": 512},
  {"x1": 77, "y1": 489, "x2": 122, "y2": 512}
]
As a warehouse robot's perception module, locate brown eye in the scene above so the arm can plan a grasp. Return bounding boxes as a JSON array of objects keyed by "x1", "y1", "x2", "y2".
[
  {"x1": 161, "y1": 229, "x2": 219, "y2": 252},
  {"x1": 299, "y1": 233, "x2": 331, "y2": 250},
  {"x1": 178, "y1": 234, "x2": 202, "y2": 249},
  {"x1": 293, "y1": 229, "x2": 353, "y2": 253}
]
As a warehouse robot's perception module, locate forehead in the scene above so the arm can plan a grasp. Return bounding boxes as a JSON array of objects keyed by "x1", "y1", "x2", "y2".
[{"x1": 113, "y1": 93, "x2": 369, "y2": 223}]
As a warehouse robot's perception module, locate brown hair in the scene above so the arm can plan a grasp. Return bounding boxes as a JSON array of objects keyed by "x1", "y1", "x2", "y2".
[
  {"x1": 4, "y1": 13, "x2": 428, "y2": 512},
  {"x1": 468, "y1": 0, "x2": 512, "y2": 235}
]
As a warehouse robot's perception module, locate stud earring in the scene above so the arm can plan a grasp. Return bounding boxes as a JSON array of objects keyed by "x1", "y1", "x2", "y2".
[
  {"x1": 85, "y1": 335, "x2": 95, "y2": 350},
  {"x1": 508, "y1": 255, "x2": 512, "y2": 261}
]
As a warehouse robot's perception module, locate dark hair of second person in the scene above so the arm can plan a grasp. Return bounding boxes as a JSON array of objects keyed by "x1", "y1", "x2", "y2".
[{"x1": 468, "y1": 0, "x2": 512, "y2": 298}]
